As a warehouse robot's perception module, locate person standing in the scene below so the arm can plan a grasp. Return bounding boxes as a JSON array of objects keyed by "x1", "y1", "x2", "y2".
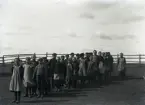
[
  {"x1": 43, "y1": 57, "x2": 50, "y2": 95},
  {"x1": 23, "y1": 57, "x2": 35, "y2": 98},
  {"x1": 66, "y1": 59, "x2": 73, "y2": 89},
  {"x1": 9, "y1": 58, "x2": 24, "y2": 104},
  {"x1": 31, "y1": 58, "x2": 38, "y2": 96},
  {"x1": 49, "y1": 53, "x2": 57, "y2": 90},
  {"x1": 117, "y1": 53, "x2": 126, "y2": 80},
  {"x1": 98, "y1": 51, "x2": 105, "y2": 86},
  {"x1": 107, "y1": 52, "x2": 114, "y2": 81},
  {"x1": 92, "y1": 50, "x2": 99, "y2": 81},
  {"x1": 72, "y1": 57, "x2": 79, "y2": 88},
  {"x1": 33, "y1": 58, "x2": 45, "y2": 98}
]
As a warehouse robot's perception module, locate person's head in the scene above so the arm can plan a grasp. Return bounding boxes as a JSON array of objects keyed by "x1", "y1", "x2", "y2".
[
  {"x1": 43, "y1": 57, "x2": 47, "y2": 63},
  {"x1": 57, "y1": 57, "x2": 61, "y2": 62},
  {"x1": 76, "y1": 53, "x2": 80, "y2": 59},
  {"x1": 89, "y1": 55, "x2": 93, "y2": 61},
  {"x1": 98, "y1": 51, "x2": 102, "y2": 56},
  {"x1": 80, "y1": 53, "x2": 84, "y2": 58},
  {"x1": 72, "y1": 57, "x2": 76, "y2": 62},
  {"x1": 52, "y1": 53, "x2": 57, "y2": 59},
  {"x1": 61, "y1": 55, "x2": 65, "y2": 60},
  {"x1": 70, "y1": 53, "x2": 74, "y2": 58},
  {"x1": 65, "y1": 54, "x2": 69, "y2": 59},
  {"x1": 38, "y1": 58, "x2": 43, "y2": 64},
  {"x1": 14, "y1": 58, "x2": 20, "y2": 66},
  {"x1": 120, "y1": 53, "x2": 123, "y2": 58},
  {"x1": 26, "y1": 57, "x2": 31, "y2": 64},
  {"x1": 68, "y1": 58, "x2": 71, "y2": 64},
  {"x1": 93, "y1": 50, "x2": 97, "y2": 55}
]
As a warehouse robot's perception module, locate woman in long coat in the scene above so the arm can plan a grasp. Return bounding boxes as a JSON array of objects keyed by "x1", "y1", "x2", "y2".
[{"x1": 9, "y1": 58, "x2": 24, "y2": 104}]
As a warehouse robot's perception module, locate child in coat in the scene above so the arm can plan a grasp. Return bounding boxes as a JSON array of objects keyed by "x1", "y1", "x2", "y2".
[{"x1": 9, "y1": 58, "x2": 24, "y2": 104}]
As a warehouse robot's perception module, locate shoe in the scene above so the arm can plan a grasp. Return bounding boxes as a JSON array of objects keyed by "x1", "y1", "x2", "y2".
[
  {"x1": 23, "y1": 94, "x2": 28, "y2": 97},
  {"x1": 16, "y1": 101, "x2": 20, "y2": 104},
  {"x1": 37, "y1": 95, "x2": 41, "y2": 98},
  {"x1": 29, "y1": 95, "x2": 32, "y2": 98},
  {"x1": 41, "y1": 95, "x2": 44, "y2": 98},
  {"x1": 11, "y1": 100, "x2": 16, "y2": 103}
]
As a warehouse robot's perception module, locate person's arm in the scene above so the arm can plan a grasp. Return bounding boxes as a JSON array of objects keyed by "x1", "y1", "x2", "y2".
[
  {"x1": 33, "y1": 66, "x2": 37, "y2": 79},
  {"x1": 124, "y1": 58, "x2": 126, "y2": 65},
  {"x1": 117, "y1": 58, "x2": 119, "y2": 66}
]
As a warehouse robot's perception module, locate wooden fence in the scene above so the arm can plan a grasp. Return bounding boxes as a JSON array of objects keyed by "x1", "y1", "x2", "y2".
[{"x1": 0, "y1": 53, "x2": 145, "y2": 64}]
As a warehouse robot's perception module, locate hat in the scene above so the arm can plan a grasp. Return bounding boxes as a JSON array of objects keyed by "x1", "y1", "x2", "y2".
[{"x1": 52, "y1": 53, "x2": 57, "y2": 56}]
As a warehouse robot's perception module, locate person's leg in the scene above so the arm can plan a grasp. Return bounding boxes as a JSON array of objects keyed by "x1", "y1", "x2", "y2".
[
  {"x1": 24, "y1": 87, "x2": 28, "y2": 97},
  {"x1": 16, "y1": 91, "x2": 21, "y2": 103},
  {"x1": 28, "y1": 87, "x2": 32, "y2": 98},
  {"x1": 36, "y1": 76, "x2": 41, "y2": 97},
  {"x1": 11, "y1": 92, "x2": 17, "y2": 103}
]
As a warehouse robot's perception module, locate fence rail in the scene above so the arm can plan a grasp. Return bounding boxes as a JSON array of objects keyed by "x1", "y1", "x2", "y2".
[{"x1": 0, "y1": 53, "x2": 145, "y2": 64}]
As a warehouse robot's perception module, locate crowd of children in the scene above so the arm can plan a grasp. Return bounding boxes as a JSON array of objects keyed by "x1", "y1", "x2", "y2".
[{"x1": 9, "y1": 50, "x2": 126, "y2": 104}]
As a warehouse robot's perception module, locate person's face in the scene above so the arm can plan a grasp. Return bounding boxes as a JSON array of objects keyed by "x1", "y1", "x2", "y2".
[
  {"x1": 26, "y1": 59, "x2": 30, "y2": 63},
  {"x1": 15, "y1": 59, "x2": 19, "y2": 65},
  {"x1": 66, "y1": 55, "x2": 69, "y2": 59},
  {"x1": 93, "y1": 51, "x2": 97, "y2": 55},
  {"x1": 89, "y1": 56, "x2": 93, "y2": 61},
  {"x1": 120, "y1": 53, "x2": 123, "y2": 57},
  {"x1": 57, "y1": 57, "x2": 60, "y2": 62},
  {"x1": 98, "y1": 52, "x2": 101, "y2": 56},
  {"x1": 53, "y1": 55, "x2": 56, "y2": 58},
  {"x1": 71, "y1": 54, "x2": 74, "y2": 58}
]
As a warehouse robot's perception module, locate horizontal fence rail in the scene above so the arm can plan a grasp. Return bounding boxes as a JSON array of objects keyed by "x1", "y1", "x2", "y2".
[{"x1": 0, "y1": 53, "x2": 145, "y2": 64}]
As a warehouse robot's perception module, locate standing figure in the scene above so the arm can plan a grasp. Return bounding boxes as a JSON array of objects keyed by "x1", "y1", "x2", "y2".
[
  {"x1": 49, "y1": 53, "x2": 57, "y2": 89},
  {"x1": 23, "y1": 57, "x2": 35, "y2": 98},
  {"x1": 117, "y1": 53, "x2": 126, "y2": 80},
  {"x1": 64, "y1": 54, "x2": 69, "y2": 79},
  {"x1": 92, "y1": 50, "x2": 99, "y2": 81},
  {"x1": 54, "y1": 57, "x2": 65, "y2": 91},
  {"x1": 72, "y1": 57, "x2": 79, "y2": 88},
  {"x1": 78, "y1": 53, "x2": 86, "y2": 85},
  {"x1": 9, "y1": 58, "x2": 24, "y2": 104},
  {"x1": 107, "y1": 52, "x2": 114, "y2": 81},
  {"x1": 31, "y1": 58, "x2": 38, "y2": 96},
  {"x1": 66, "y1": 59, "x2": 73, "y2": 89},
  {"x1": 33, "y1": 58, "x2": 45, "y2": 98},
  {"x1": 104, "y1": 52, "x2": 110, "y2": 84},
  {"x1": 98, "y1": 51, "x2": 105, "y2": 86},
  {"x1": 43, "y1": 57, "x2": 49, "y2": 95}
]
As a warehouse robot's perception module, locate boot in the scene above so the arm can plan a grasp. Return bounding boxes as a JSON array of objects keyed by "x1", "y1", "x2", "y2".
[
  {"x1": 11, "y1": 92, "x2": 17, "y2": 103},
  {"x1": 16, "y1": 92, "x2": 21, "y2": 104}
]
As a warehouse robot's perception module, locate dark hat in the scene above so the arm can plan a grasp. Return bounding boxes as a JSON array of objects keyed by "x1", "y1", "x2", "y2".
[
  {"x1": 70, "y1": 52, "x2": 74, "y2": 55},
  {"x1": 52, "y1": 53, "x2": 57, "y2": 56}
]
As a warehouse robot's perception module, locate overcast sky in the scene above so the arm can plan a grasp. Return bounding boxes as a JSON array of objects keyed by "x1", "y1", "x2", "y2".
[{"x1": 0, "y1": 0, "x2": 145, "y2": 55}]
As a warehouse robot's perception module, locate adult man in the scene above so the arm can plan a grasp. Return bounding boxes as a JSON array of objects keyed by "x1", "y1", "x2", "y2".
[{"x1": 49, "y1": 53, "x2": 57, "y2": 89}]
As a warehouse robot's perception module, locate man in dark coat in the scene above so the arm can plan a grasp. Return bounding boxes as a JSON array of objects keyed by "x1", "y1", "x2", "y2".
[{"x1": 49, "y1": 53, "x2": 57, "y2": 89}]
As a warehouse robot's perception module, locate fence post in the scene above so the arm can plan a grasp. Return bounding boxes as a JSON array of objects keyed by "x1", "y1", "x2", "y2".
[
  {"x1": 139, "y1": 54, "x2": 141, "y2": 65},
  {"x1": 2, "y1": 56, "x2": 5, "y2": 65}
]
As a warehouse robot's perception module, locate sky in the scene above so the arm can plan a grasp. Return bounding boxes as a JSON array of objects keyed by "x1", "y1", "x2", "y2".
[{"x1": 0, "y1": 0, "x2": 145, "y2": 55}]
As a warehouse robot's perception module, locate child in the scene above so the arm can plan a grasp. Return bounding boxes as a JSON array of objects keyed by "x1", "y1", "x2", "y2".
[
  {"x1": 33, "y1": 58, "x2": 45, "y2": 98},
  {"x1": 9, "y1": 58, "x2": 24, "y2": 104},
  {"x1": 23, "y1": 57, "x2": 35, "y2": 98}
]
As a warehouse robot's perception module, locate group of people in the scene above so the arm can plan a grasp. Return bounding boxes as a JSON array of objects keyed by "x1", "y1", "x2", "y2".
[{"x1": 9, "y1": 50, "x2": 126, "y2": 104}]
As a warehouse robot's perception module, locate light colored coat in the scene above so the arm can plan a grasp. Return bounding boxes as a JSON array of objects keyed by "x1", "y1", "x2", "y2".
[
  {"x1": 23, "y1": 64, "x2": 35, "y2": 87},
  {"x1": 9, "y1": 65, "x2": 22, "y2": 92}
]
